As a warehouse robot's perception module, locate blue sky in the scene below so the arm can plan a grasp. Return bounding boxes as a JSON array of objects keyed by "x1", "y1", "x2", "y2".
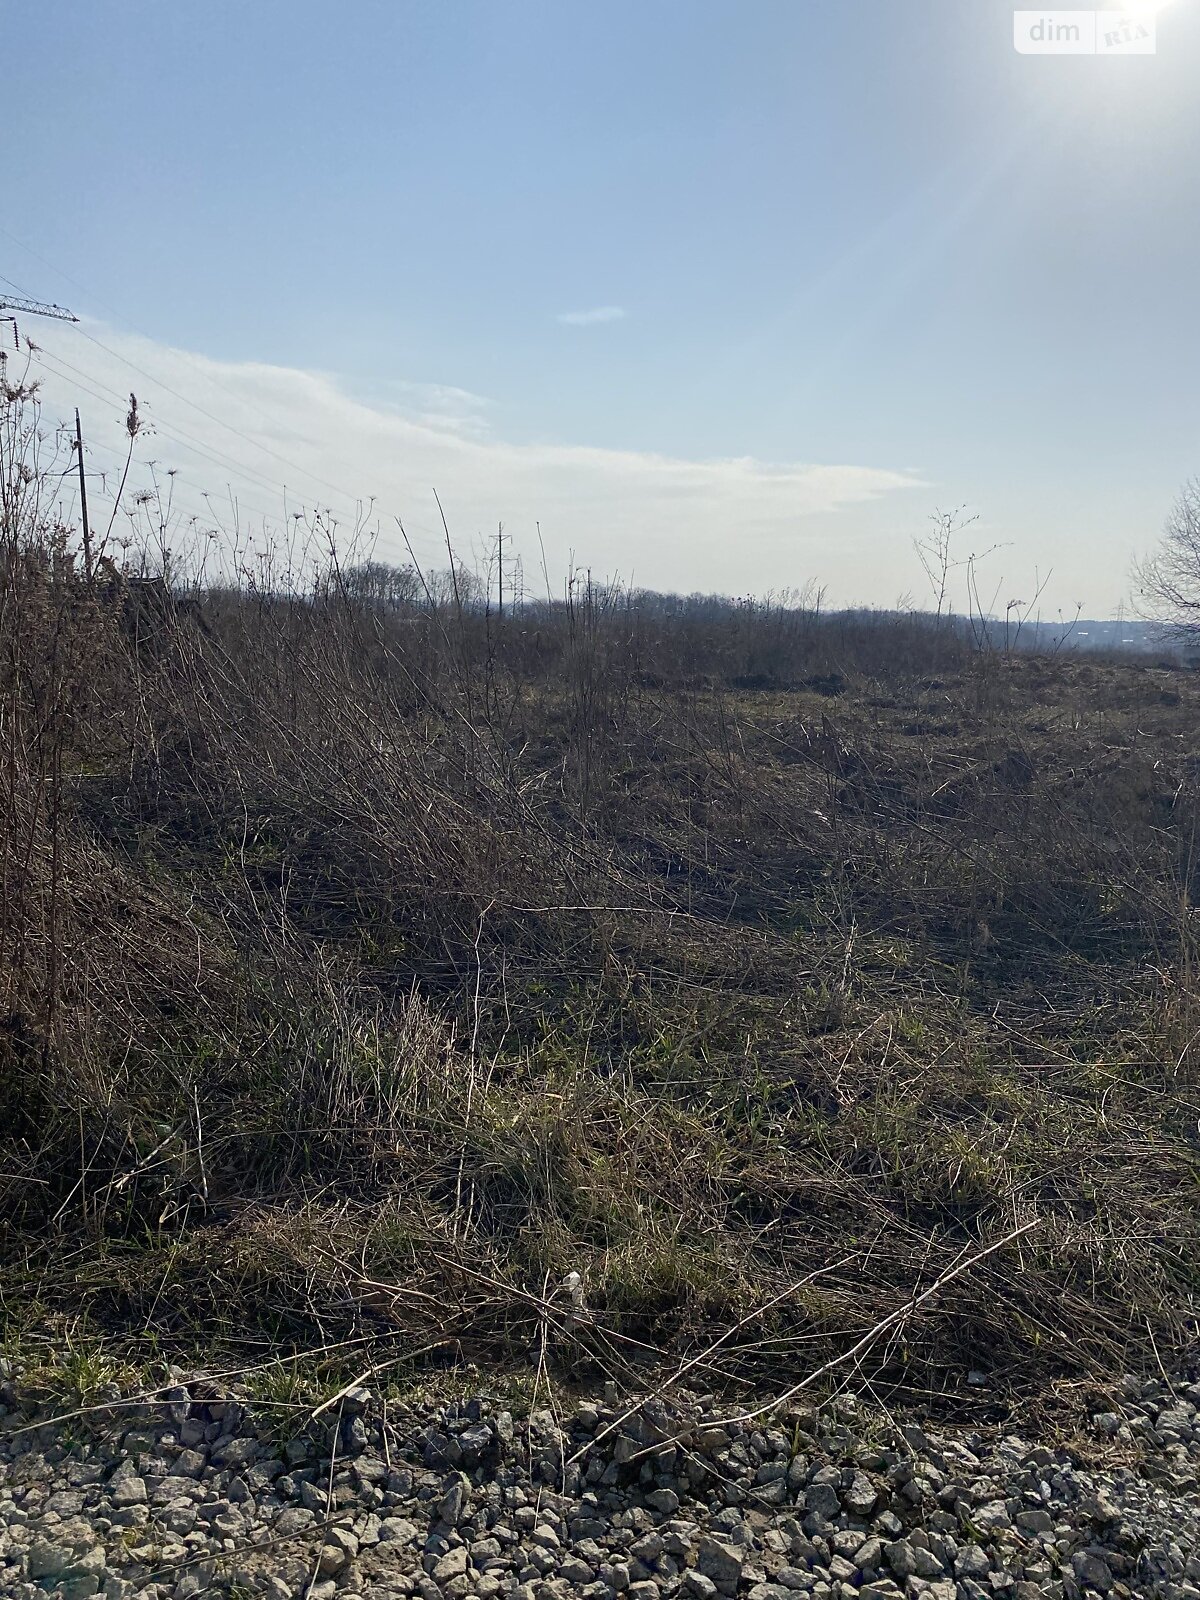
[{"x1": 6, "y1": 0, "x2": 1200, "y2": 610}]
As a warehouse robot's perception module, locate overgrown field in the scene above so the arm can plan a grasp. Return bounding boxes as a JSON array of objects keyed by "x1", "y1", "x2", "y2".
[{"x1": 3, "y1": 385, "x2": 1200, "y2": 1425}]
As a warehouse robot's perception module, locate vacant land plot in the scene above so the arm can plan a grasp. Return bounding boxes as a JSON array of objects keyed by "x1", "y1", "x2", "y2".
[{"x1": 3, "y1": 413, "x2": 1199, "y2": 1426}]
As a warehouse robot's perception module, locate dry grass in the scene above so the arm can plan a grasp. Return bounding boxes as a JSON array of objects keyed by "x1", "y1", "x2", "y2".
[{"x1": 2, "y1": 379, "x2": 1199, "y2": 1425}]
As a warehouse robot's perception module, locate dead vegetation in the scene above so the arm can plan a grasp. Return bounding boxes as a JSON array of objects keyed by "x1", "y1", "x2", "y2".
[{"x1": 2, "y1": 378, "x2": 1199, "y2": 1425}]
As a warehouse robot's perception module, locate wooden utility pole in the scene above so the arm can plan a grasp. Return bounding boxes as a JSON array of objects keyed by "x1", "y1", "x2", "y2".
[
  {"x1": 496, "y1": 522, "x2": 504, "y2": 618},
  {"x1": 75, "y1": 409, "x2": 93, "y2": 582}
]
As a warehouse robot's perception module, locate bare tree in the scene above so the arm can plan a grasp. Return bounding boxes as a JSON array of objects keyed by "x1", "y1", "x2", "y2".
[
  {"x1": 342, "y1": 559, "x2": 423, "y2": 608},
  {"x1": 1135, "y1": 479, "x2": 1200, "y2": 633}
]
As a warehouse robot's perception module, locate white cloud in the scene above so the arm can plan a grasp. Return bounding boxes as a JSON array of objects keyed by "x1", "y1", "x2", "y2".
[
  {"x1": 23, "y1": 321, "x2": 926, "y2": 597},
  {"x1": 555, "y1": 305, "x2": 627, "y2": 327},
  {"x1": 373, "y1": 379, "x2": 494, "y2": 440}
]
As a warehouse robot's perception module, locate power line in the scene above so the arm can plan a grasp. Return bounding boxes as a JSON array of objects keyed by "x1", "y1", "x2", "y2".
[
  {"x1": 30, "y1": 344, "x2": 386, "y2": 532},
  {"x1": 31, "y1": 335, "x2": 445, "y2": 558},
  {"x1": 3, "y1": 224, "x2": 406, "y2": 524},
  {"x1": 27, "y1": 344, "x2": 445, "y2": 563},
  {"x1": 76, "y1": 440, "x2": 290, "y2": 529},
  {"x1": 27, "y1": 351, "x2": 342, "y2": 529},
  {"x1": 32, "y1": 345, "x2": 359, "y2": 518},
  {"x1": 1, "y1": 250, "x2": 357, "y2": 507},
  {"x1": 0, "y1": 281, "x2": 78, "y2": 360},
  {"x1": 0, "y1": 227, "x2": 101, "y2": 309},
  {"x1": 0, "y1": 269, "x2": 38, "y2": 297},
  {"x1": 4, "y1": 228, "x2": 451, "y2": 562},
  {"x1": 0, "y1": 290, "x2": 77, "y2": 322},
  {"x1": 80, "y1": 438, "x2": 281, "y2": 518},
  {"x1": 75, "y1": 324, "x2": 382, "y2": 514},
  {"x1": 32, "y1": 351, "x2": 291, "y2": 509}
]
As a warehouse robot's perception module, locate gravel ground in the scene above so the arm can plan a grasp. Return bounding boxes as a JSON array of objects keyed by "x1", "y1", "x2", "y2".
[{"x1": 3, "y1": 1358, "x2": 1200, "y2": 1600}]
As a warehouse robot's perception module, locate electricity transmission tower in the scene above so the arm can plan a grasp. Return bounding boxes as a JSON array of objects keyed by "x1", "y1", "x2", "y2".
[
  {"x1": 0, "y1": 293, "x2": 78, "y2": 349},
  {"x1": 0, "y1": 290, "x2": 93, "y2": 575},
  {"x1": 0, "y1": 294, "x2": 77, "y2": 337}
]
